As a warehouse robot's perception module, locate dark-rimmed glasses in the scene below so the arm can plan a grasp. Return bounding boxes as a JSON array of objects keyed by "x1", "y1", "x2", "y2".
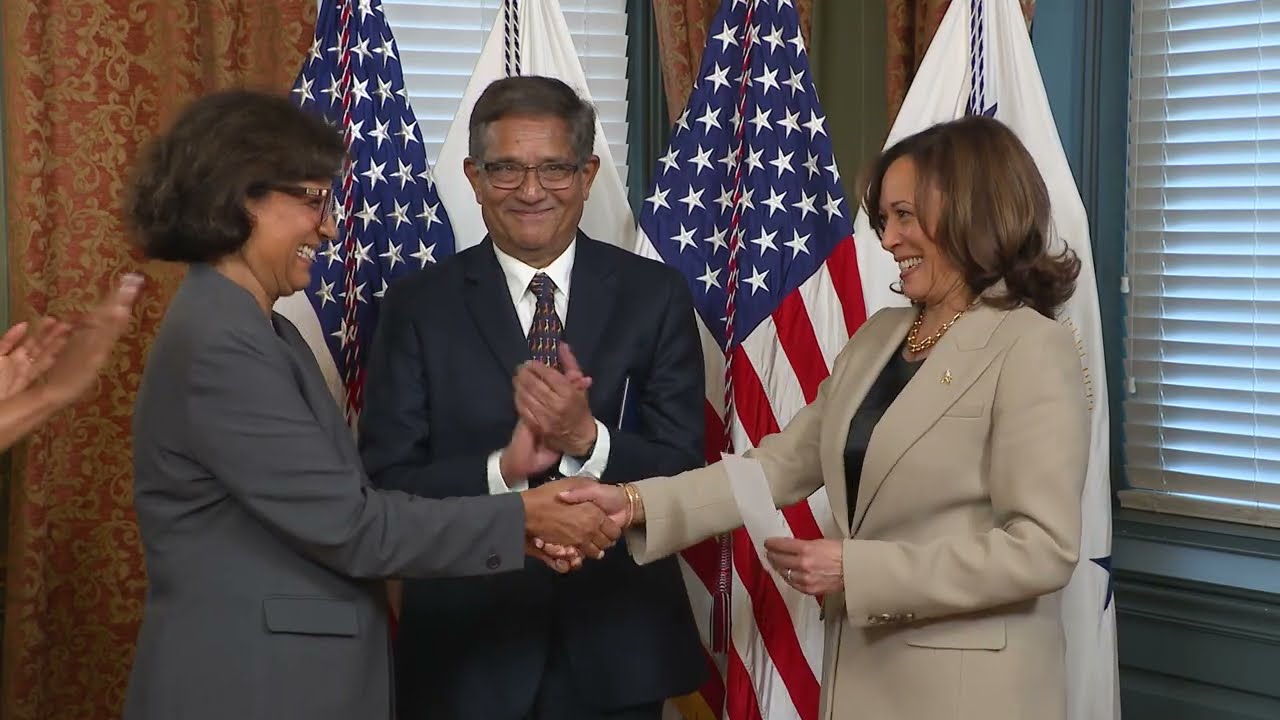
[
  {"x1": 273, "y1": 184, "x2": 336, "y2": 225},
  {"x1": 481, "y1": 162, "x2": 580, "y2": 190}
]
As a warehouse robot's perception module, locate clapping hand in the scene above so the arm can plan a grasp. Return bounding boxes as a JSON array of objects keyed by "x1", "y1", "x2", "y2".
[
  {"x1": 514, "y1": 344, "x2": 597, "y2": 457},
  {"x1": 0, "y1": 274, "x2": 143, "y2": 455},
  {"x1": 500, "y1": 345, "x2": 594, "y2": 487},
  {"x1": 500, "y1": 420, "x2": 561, "y2": 484},
  {"x1": 0, "y1": 318, "x2": 72, "y2": 400},
  {"x1": 42, "y1": 274, "x2": 144, "y2": 408}
]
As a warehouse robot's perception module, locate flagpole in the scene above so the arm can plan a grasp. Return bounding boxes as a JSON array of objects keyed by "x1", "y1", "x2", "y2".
[{"x1": 333, "y1": 0, "x2": 366, "y2": 422}]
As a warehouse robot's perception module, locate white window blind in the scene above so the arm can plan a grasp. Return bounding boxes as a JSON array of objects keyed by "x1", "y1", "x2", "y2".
[
  {"x1": 1124, "y1": 0, "x2": 1280, "y2": 524},
  {"x1": 381, "y1": 0, "x2": 630, "y2": 184}
]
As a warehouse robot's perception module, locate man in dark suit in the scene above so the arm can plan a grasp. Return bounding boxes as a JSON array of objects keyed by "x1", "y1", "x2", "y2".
[{"x1": 359, "y1": 76, "x2": 707, "y2": 720}]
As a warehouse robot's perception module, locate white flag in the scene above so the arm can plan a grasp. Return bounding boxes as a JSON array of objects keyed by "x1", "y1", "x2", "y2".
[
  {"x1": 432, "y1": 0, "x2": 635, "y2": 252},
  {"x1": 851, "y1": 2, "x2": 1120, "y2": 719}
]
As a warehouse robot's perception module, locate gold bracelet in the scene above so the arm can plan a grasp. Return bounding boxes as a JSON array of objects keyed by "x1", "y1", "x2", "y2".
[
  {"x1": 621, "y1": 483, "x2": 635, "y2": 527},
  {"x1": 622, "y1": 483, "x2": 640, "y2": 528}
]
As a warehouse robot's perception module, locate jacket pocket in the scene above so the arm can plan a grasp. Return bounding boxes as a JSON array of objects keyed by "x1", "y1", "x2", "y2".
[
  {"x1": 902, "y1": 614, "x2": 1006, "y2": 650},
  {"x1": 262, "y1": 596, "x2": 359, "y2": 637}
]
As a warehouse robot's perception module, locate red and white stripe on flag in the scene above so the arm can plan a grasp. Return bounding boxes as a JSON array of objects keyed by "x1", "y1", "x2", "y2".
[{"x1": 636, "y1": 0, "x2": 865, "y2": 717}]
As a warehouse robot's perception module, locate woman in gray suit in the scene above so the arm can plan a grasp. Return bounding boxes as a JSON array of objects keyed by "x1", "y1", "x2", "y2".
[{"x1": 122, "y1": 89, "x2": 617, "y2": 720}]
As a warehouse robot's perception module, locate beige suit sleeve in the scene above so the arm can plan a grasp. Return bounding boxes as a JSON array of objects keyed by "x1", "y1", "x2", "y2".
[
  {"x1": 628, "y1": 312, "x2": 889, "y2": 563},
  {"x1": 842, "y1": 320, "x2": 1088, "y2": 626}
]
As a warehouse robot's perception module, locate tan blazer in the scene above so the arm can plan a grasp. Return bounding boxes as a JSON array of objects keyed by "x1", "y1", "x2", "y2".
[{"x1": 628, "y1": 304, "x2": 1089, "y2": 720}]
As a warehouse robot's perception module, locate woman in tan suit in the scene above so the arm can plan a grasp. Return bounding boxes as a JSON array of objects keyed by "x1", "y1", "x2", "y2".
[{"x1": 560, "y1": 115, "x2": 1089, "y2": 720}]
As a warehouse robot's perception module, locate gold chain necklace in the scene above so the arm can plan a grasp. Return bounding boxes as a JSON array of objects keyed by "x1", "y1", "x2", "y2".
[{"x1": 906, "y1": 306, "x2": 969, "y2": 354}]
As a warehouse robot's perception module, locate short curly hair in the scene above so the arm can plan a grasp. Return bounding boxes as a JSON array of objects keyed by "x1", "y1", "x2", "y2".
[{"x1": 127, "y1": 89, "x2": 345, "y2": 263}]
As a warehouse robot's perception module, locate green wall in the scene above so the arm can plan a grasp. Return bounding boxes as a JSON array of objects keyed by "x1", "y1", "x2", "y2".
[
  {"x1": 812, "y1": 0, "x2": 887, "y2": 197},
  {"x1": 625, "y1": 0, "x2": 669, "y2": 216},
  {"x1": 625, "y1": 0, "x2": 888, "y2": 218}
]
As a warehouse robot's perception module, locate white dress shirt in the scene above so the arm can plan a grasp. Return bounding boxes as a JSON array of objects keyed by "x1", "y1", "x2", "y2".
[{"x1": 485, "y1": 239, "x2": 612, "y2": 494}]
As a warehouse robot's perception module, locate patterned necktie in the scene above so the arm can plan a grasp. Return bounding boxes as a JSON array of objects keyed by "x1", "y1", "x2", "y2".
[{"x1": 527, "y1": 272, "x2": 562, "y2": 370}]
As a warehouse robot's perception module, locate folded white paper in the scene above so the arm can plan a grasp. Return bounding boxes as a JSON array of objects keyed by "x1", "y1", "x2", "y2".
[{"x1": 722, "y1": 454, "x2": 791, "y2": 569}]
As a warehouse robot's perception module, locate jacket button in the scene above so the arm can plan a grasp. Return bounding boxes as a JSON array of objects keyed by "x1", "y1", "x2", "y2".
[{"x1": 486, "y1": 553, "x2": 501, "y2": 570}]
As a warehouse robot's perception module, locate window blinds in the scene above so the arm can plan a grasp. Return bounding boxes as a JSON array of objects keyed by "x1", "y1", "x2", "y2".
[
  {"x1": 381, "y1": 0, "x2": 630, "y2": 184},
  {"x1": 1124, "y1": 0, "x2": 1280, "y2": 524}
]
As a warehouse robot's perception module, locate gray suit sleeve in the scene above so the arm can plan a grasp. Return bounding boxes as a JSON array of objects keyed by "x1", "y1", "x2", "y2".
[{"x1": 184, "y1": 323, "x2": 526, "y2": 580}]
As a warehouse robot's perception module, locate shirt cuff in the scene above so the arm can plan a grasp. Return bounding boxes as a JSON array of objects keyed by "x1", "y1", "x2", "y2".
[
  {"x1": 559, "y1": 420, "x2": 611, "y2": 480},
  {"x1": 487, "y1": 450, "x2": 528, "y2": 494}
]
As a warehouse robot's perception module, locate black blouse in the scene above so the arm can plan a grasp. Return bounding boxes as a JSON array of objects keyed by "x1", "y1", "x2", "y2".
[{"x1": 843, "y1": 347, "x2": 923, "y2": 526}]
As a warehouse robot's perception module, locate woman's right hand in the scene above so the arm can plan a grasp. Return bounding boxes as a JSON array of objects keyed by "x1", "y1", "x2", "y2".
[
  {"x1": 522, "y1": 476, "x2": 620, "y2": 560},
  {"x1": 558, "y1": 482, "x2": 634, "y2": 528},
  {"x1": 41, "y1": 274, "x2": 143, "y2": 408}
]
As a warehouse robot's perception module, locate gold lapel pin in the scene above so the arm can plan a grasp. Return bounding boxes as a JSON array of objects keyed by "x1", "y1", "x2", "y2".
[{"x1": 941, "y1": 370, "x2": 953, "y2": 385}]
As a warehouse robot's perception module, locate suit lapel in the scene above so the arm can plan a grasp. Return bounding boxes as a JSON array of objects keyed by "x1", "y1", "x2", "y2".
[
  {"x1": 848, "y1": 305, "x2": 1010, "y2": 535},
  {"x1": 271, "y1": 314, "x2": 357, "y2": 458},
  {"x1": 192, "y1": 265, "x2": 357, "y2": 457},
  {"x1": 463, "y1": 239, "x2": 530, "y2": 375},
  {"x1": 563, "y1": 234, "x2": 617, "y2": 372},
  {"x1": 819, "y1": 310, "x2": 914, "y2": 535}
]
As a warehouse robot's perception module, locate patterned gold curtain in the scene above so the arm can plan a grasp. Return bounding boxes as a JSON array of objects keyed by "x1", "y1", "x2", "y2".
[
  {"x1": 653, "y1": 0, "x2": 813, "y2": 122},
  {"x1": 0, "y1": 2, "x2": 314, "y2": 718},
  {"x1": 886, "y1": 0, "x2": 1035, "y2": 125}
]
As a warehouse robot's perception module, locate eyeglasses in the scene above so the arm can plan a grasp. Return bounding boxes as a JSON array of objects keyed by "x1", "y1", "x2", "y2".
[
  {"x1": 481, "y1": 162, "x2": 580, "y2": 190},
  {"x1": 272, "y1": 184, "x2": 336, "y2": 225}
]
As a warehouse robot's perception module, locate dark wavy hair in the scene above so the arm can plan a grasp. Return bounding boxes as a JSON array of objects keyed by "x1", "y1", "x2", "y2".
[
  {"x1": 860, "y1": 115, "x2": 1081, "y2": 318},
  {"x1": 127, "y1": 89, "x2": 345, "y2": 263}
]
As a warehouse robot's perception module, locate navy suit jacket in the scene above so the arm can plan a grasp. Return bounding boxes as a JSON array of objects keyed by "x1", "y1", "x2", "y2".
[{"x1": 359, "y1": 234, "x2": 708, "y2": 719}]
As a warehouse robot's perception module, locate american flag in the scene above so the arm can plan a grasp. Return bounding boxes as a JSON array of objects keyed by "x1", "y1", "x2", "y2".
[
  {"x1": 287, "y1": 0, "x2": 456, "y2": 418},
  {"x1": 635, "y1": 0, "x2": 865, "y2": 718}
]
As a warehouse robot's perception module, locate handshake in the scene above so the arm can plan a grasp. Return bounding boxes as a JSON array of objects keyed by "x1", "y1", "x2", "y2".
[{"x1": 518, "y1": 477, "x2": 637, "y2": 573}]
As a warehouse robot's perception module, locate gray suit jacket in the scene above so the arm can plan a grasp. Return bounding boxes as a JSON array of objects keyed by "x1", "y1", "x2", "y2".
[{"x1": 124, "y1": 265, "x2": 526, "y2": 720}]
